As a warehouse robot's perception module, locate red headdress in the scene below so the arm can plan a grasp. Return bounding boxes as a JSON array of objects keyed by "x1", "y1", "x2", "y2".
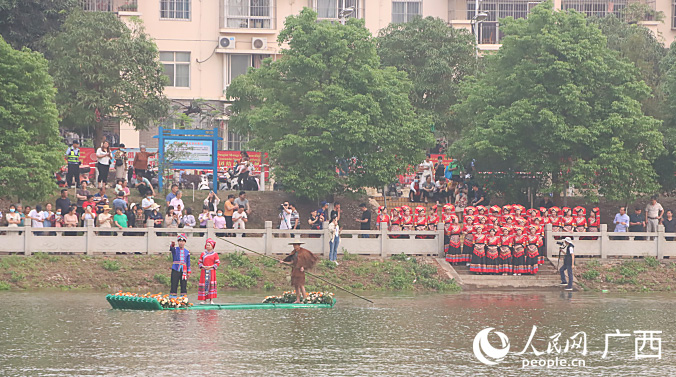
[
  {"x1": 177, "y1": 233, "x2": 187, "y2": 242},
  {"x1": 502, "y1": 205, "x2": 512, "y2": 214},
  {"x1": 490, "y1": 205, "x2": 501, "y2": 215},
  {"x1": 378, "y1": 206, "x2": 386, "y2": 214},
  {"x1": 205, "y1": 238, "x2": 216, "y2": 249},
  {"x1": 464, "y1": 206, "x2": 476, "y2": 215}
]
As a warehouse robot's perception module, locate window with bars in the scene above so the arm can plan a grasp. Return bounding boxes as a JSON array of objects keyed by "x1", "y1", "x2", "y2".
[
  {"x1": 465, "y1": 0, "x2": 538, "y2": 44},
  {"x1": 561, "y1": 0, "x2": 627, "y2": 18},
  {"x1": 225, "y1": 0, "x2": 273, "y2": 29},
  {"x1": 81, "y1": 0, "x2": 112, "y2": 11},
  {"x1": 226, "y1": 54, "x2": 270, "y2": 85},
  {"x1": 392, "y1": 1, "x2": 422, "y2": 23},
  {"x1": 227, "y1": 129, "x2": 250, "y2": 151},
  {"x1": 161, "y1": 0, "x2": 191, "y2": 20},
  {"x1": 673, "y1": 0, "x2": 676, "y2": 28},
  {"x1": 315, "y1": 0, "x2": 360, "y2": 20},
  {"x1": 160, "y1": 52, "x2": 191, "y2": 87}
]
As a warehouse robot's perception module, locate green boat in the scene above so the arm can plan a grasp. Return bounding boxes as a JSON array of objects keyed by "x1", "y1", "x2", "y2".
[{"x1": 106, "y1": 294, "x2": 336, "y2": 311}]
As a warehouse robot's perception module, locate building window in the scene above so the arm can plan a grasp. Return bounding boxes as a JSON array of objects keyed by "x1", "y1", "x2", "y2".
[
  {"x1": 465, "y1": 0, "x2": 538, "y2": 44},
  {"x1": 225, "y1": 0, "x2": 273, "y2": 29},
  {"x1": 82, "y1": 0, "x2": 112, "y2": 11},
  {"x1": 227, "y1": 129, "x2": 250, "y2": 151},
  {"x1": 160, "y1": 52, "x2": 190, "y2": 87},
  {"x1": 226, "y1": 54, "x2": 270, "y2": 85},
  {"x1": 161, "y1": 0, "x2": 191, "y2": 20},
  {"x1": 673, "y1": 0, "x2": 676, "y2": 28},
  {"x1": 392, "y1": 1, "x2": 422, "y2": 23},
  {"x1": 315, "y1": 0, "x2": 360, "y2": 20},
  {"x1": 561, "y1": 0, "x2": 627, "y2": 18}
]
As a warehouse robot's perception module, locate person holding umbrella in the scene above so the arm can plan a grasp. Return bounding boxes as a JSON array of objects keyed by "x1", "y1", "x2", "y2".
[{"x1": 559, "y1": 237, "x2": 575, "y2": 291}]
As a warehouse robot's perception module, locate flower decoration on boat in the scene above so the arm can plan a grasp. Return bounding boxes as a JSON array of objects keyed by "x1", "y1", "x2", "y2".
[
  {"x1": 113, "y1": 291, "x2": 193, "y2": 308},
  {"x1": 263, "y1": 291, "x2": 334, "y2": 304}
]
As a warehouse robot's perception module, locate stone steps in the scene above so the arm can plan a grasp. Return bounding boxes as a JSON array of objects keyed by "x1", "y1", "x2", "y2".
[{"x1": 435, "y1": 257, "x2": 574, "y2": 290}]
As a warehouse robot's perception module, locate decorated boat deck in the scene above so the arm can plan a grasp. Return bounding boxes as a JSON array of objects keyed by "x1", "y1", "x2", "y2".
[{"x1": 106, "y1": 294, "x2": 336, "y2": 311}]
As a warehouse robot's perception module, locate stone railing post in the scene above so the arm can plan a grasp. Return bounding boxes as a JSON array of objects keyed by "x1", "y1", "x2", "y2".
[
  {"x1": 600, "y1": 224, "x2": 608, "y2": 260},
  {"x1": 322, "y1": 221, "x2": 330, "y2": 258},
  {"x1": 657, "y1": 224, "x2": 665, "y2": 259},
  {"x1": 24, "y1": 223, "x2": 32, "y2": 256},
  {"x1": 437, "y1": 226, "x2": 445, "y2": 258},
  {"x1": 146, "y1": 219, "x2": 154, "y2": 254},
  {"x1": 380, "y1": 222, "x2": 388, "y2": 258},
  {"x1": 85, "y1": 218, "x2": 94, "y2": 256},
  {"x1": 545, "y1": 224, "x2": 554, "y2": 259},
  {"x1": 264, "y1": 220, "x2": 273, "y2": 255}
]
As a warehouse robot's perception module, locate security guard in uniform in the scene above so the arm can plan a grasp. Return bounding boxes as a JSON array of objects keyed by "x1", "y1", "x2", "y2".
[{"x1": 65, "y1": 140, "x2": 81, "y2": 188}]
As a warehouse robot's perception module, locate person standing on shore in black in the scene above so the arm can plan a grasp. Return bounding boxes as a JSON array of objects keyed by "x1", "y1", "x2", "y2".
[
  {"x1": 559, "y1": 237, "x2": 575, "y2": 291},
  {"x1": 355, "y1": 203, "x2": 371, "y2": 238}
]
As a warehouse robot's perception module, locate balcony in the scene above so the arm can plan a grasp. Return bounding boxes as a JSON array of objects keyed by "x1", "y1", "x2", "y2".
[
  {"x1": 80, "y1": 0, "x2": 138, "y2": 12},
  {"x1": 448, "y1": 0, "x2": 657, "y2": 45}
]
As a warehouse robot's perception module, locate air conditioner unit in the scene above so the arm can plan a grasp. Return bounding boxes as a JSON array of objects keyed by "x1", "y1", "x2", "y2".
[
  {"x1": 219, "y1": 36, "x2": 236, "y2": 49},
  {"x1": 251, "y1": 37, "x2": 267, "y2": 50}
]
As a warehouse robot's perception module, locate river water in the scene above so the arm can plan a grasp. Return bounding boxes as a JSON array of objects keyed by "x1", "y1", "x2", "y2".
[{"x1": 0, "y1": 290, "x2": 672, "y2": 376}]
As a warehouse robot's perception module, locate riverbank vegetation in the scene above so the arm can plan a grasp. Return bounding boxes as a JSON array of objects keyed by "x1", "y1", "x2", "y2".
[
  {"x1": 576, "y1": 257, "x2": 676, "y2": 292},
  {"x1": 0, "y1": 252, "x2": 460, "y2": 293}
]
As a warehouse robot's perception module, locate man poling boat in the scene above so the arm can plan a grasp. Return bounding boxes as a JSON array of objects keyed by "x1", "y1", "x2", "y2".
[
  {"x1": 280, "y1": 241, "x2": 318, "y2": 303},
  {"x1": 218, "y1": 237, "x2": 374, "y2": 304}
]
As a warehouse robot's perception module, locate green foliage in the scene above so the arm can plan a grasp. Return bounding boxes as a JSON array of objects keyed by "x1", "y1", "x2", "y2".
[
  {"x1": 100, "y1": 260, "x2": 121, "y2": 272},
  {"x1": 221, "y1": 267, "x2": 257, "y2": 288},
  {"x1": 246, "y1": 265, "x2": 262, "y2": 279},
  {"x1": 153, "y1": 273, "x2": 170, "y2": 286},
  {"x1": 33, "y1": 252, "x2": 59, "y2": 262},
  {"x1": 319, "y1": 259, "x2": 336, "y2": 270},
  {"x1": 342, "y1": 250, "x2": 358, "y2": 261},
  {"x1": 227, "y1": 9, "x2": 433, "y2": 199},
  {"x1": 261, "y1": 257, "x2": 278, "y2": 268},
  {"x1": 222, "y1": 251, "x2": 252, "y2": 267},
  {"x1": 390, "y1": 253, "x2": 410, "y2": 261},
  {"x1": 645, "y1": 256, "x2": 660, "y2": 268},
  {"x1": 452, "y1": 2, "x2": 663, "y2": 204},
  {"x1": 377, "y1": 16, "x2": 476, "y2": 135},
  {"x1": 581, "y1": 269, "x2": 600, "y2": 281},
  {"x1": 0, "y1": 36, "x2": 64, "y2": 201},
  {"x1": 388, "y1": 265, "x2": 415, "y2": 290},
  {"x1": 0, "y1": 281, "x2": 10, "y2": 290},
  {"x1": 10, "y1": 271, "x2": 24, "y2": 282},
  {"x1": 0, "y1": 0, "x2": 76, "y2": 50},
  {"x1": 263, "y1": 281, "x2": 275, "y2": 290},
  {"x1": 43, "y1": 10, "x2": 168, "y2": 144}
]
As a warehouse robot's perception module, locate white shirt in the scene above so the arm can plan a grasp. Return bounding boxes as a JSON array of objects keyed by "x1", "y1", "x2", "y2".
[
  {"x1": 96, "y1": 148, "x2": 111, "y2": 165},
  {"x1": 28, "y1": 210, "x2": 44, "y2": 228},
  {"x1": 232, "y1": 211, "x2": 247, "y2": 229},
  {"x1": 420, "y1": 160, "x2": 434, "y2": 178},
  {"x1": 141, "y1": 197, "x2": 155, "y2": 210},
  {"x1": 279, "y1": 209, "x2": 292, "y2": 229},
  {"x1": 169, "y1": 197, "x2": 184, "y2": 215}
]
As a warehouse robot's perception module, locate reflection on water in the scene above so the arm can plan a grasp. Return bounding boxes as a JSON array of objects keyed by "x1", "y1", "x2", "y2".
[{"x1": 0, "y1": 291, "x2": 672, "y2": 376}]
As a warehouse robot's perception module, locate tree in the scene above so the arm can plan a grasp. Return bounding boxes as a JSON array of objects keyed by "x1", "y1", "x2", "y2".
[
  {"x1": 44, "y1": 10, "x2": 169, "y2": 146},
  {"x1": 376, "y1": 16, "x2": 476, "y2": 136},
  {"x1": 452, "y1": 2, "x2": 664, "y2": 204},
  {"x1": 0, "y1": 36, "x2": 64, "y2": 200},
  {"x1": 0, "y1": 0, "x2": 76, "y2": 50},
  {"x1": 590, "y1": 16, "x2": 676, "y2": 193},
  {"x1": 227, "y1": 9, "x2": 433, "y2": 199},
  {"x1": 657, "y1": 42, "x2": 676, "y2": 192}
]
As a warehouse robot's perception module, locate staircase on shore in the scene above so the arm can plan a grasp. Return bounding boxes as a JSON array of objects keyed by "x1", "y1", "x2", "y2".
[{"x1": 436, "y1": 257, "x2": 573, "y2": 289}]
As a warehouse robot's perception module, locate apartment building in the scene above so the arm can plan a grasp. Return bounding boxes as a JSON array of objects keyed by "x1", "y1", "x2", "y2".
[{"x1": 83, "y1": 0, "x2": 673, "y2": 149}]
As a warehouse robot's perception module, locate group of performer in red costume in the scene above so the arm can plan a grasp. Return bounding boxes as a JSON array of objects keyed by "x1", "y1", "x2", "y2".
[{"x1": 374, "y1": 204, "x2": 600, "y2": 276}]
